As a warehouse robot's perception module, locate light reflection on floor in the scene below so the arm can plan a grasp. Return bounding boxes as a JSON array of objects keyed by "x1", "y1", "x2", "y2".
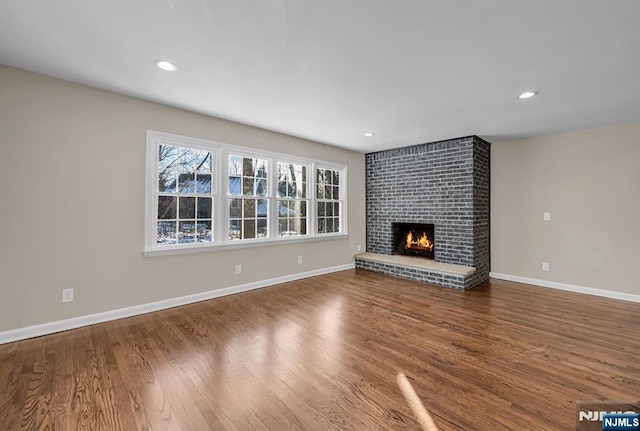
[{"x1": 161, "y1": 295, "x2": 351, "y2": 420}]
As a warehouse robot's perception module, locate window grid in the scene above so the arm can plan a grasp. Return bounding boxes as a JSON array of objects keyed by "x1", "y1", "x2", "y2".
[
  {"x1": 228, "y1": 155, "x2": 269, "y2": 240},
  {"x1": 316, "y1": 168, "x2": 342, "y2": 234},
  {"x1": 156, "y1": 144, "x2": 214, "y2": 246},
  {"x1": 277, "y1": 162, "x2": 309, "y2": 237}
]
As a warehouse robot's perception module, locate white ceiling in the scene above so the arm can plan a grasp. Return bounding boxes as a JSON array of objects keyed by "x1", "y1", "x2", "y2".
[{"x1": 1, "y1": 0, "x2": 639, "y2": 153}]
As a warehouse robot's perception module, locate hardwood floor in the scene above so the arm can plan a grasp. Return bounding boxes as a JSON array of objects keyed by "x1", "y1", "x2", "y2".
[{"x1": 1, "y1": 269, "x2": 638, "y2": 430}]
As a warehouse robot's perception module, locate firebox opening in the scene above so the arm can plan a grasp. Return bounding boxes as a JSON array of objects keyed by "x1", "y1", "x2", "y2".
[{"x1": 392, "y1": 223, "x2": 435, "y2": 259}]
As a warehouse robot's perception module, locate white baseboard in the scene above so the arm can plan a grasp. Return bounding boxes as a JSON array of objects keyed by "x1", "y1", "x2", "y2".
[
  {"x1": 0, "y1": 263, "x2": 355, "y2": 345},
  {"x1": 490, "y1": 272, "x2": 640, "y2": 303}
]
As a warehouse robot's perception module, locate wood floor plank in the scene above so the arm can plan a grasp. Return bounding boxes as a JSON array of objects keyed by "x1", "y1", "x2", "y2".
[
  {"x1": 0, "y1": 343, "x2": 22, "y2": 431},
  {"x1": 1, "y1": 269, "x2": 639, "y2": 430}
]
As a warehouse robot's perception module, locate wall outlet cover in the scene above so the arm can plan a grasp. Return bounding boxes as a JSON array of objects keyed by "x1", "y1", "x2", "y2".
[{"x1": 62, "y1": 288, "x2": 74, "y2": 303}]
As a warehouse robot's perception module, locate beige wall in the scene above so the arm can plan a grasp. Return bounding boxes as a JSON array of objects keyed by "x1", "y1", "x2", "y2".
[
  {"x1": 491, "y1": 123, "x2": 640, "y2": 295},
  {"x1": 0, "y1": 65, "x2": 366, "y2": 332}
]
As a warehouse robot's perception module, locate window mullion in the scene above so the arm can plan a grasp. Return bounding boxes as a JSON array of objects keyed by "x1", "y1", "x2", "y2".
[
  {"x1": 309, "y1": 162, "x2": 315, "y2": 236},
  {"x1": 219, "y1": 149, "x2": 229, "y2": 244},
  {"x1": 270, "y1": 159, "x2": 278, "y2": 240}
]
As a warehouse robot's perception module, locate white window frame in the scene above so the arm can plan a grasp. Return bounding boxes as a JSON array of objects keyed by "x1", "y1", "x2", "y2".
[
  {"x1": 315, "y1": 165, "x2": 346, "y2": 236},
  {"x1": 145, "y1": 131, "x2": 220, "y2": 252},
  {"x1": 224, "y1": 150, "x2": 271, "y2": 243},
  {"x1": 145, "y1": 130, "x2": 348, "y2": 256},
  {"x1": 275, "y1": 160, "x2": 311, "y2": 238}
]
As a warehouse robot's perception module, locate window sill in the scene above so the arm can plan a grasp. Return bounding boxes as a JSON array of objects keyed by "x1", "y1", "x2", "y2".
[{"x1": 143, "y1": 233, "x2": 349, "y2": 257}]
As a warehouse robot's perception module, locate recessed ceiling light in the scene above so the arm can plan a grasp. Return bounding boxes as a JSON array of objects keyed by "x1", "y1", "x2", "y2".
[
  {"x1": 518, "y1": 91, "x2": 537, "y2": 99},
  {"x1": 154, "y1": 59, "x2": 178, "y2": 71},
  {"x1": 364, "y1": 132, "x2": 375, "y2": 137}
]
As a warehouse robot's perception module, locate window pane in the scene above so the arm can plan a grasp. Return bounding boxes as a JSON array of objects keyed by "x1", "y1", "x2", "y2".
[
  {"x1": 159, "y1": 145, "x2": 178, "y2": 170},
  {"x1": 229, "y1": 199, "x2": 242, "y2": 218},
  {"x1": 316, "y1": 169, "x2": 324, "y2": 185},
  {"x1": 178, "y1": 148, "x2": 197, "y2": 173},
  {"x1": 317, "y1": 184, "x2": 324, "y2": 199},
  {"x1": 229, "y1": 155, "x2": 242, "y2": 175},
  {"x1": 300, "y1": 219, "x2": 307, "y2": 235},
  {"x1": 229, "y1": 219, "x2": 241, "y2": 240},
  {"x1": 278, "y1": 200, "x2": 288, "y2": 217},
  {"x1": 197, "y1": 197, "x2": 212, "y2": 219},
  {"x1": 278, "y1": 218, "x2": 288, "y2": 235},
  {"x1": 277, "y1": 163, "x2": 288, "y2": 180},
  {"x1": 334, "y1": 202, "x2": 340, "y2": 216},
  {"x1": 333, "y1": 217, "x2": 340, "y2": 232},
  {"x1": 257, "y1": 219, "x2": 268, "y2": 238},
  {"x1": 325, "y1": 169, "x2": 332, "y2": 184},
  {"x1": 326, "y1": 202, "x2": 333, "y2": 216},
  {"x1": 289, "y1": 218, "x2": 300, "y2": 235},
  {"x1": 157, "y1": 221, "x2": 176, "y2": 245},
  {"x1": 196, "y1": 151, "x2": 211, "y2": 173},
  {"x1": 179, "y1": 197, "x2": 196, "y2": 219},
  {"x1": 277, "y1": 181, "x2": 287, "y2": 198},
  {"x1": 332, "y1": 186, "x2": 340, "y2": 200},
  {"x1": 159, "y1": 170, "x2": 176, "y2": 193},
  {"x1": 158, "y1": 196, "x2": 177, "y2": 219},
  {"x1": 318, "y1": 202, "x2": 325, "y2": 217},
  {"x1": 158, "y1": 145, "x2": 178, "y2": 192},
  {"x1": 244, "y1": 220, "x2": 256, "y2": 239},
  {"x1": 333, "y1": 171, "x2": 339, "y2": 185},
  {"x1": 229, "y1": 176, "x2": 241, "y2": 195},
  {"x1": 256, "y1": 179, "x2": 267, "y2": 196},
  {"x1": 289, "y1": 200, "x2": 302, "y2": 217},
  {"x1": 255, "y1": 159, "x2": 267, "y2": 178},
  {"x1": 318, "y1": 218, "x2": 326, "y2": 234},
  {"x1": 197, "y1": 220, "x2": 212, "y2": 242},
  {"x1": 179, "y1": 173, "x2": 195, "y2": 193},
  {"x1": 300, "y1": 182, "x2": 307, "y2": 199},
  {"x1": 242, "y1": 178, "x2": 253, "y2": 195},
  {"x1": 301, "y1": 166, "x2": 307, "y2": 183},
  {"x1": 326, "y1": 218, "x2": 334, "y2": 233},
  {"x1": 196, "y1": 173, "x2": 211, "y2": 194},
  {"x1": 243, "y1": 158, "x2": 254, "y2": 176},
  {"x1": 178, "y1": 221, "x2": 196, "y2": 243},
  {"x1": 244, "y1": 199, "x2": 256, "y2": 218},
  {"x1": 257, "y1": 199, "x2": 267, "y2": 218},
  {"x1": 325, "y1": 185, "x2": 332, "y2": 199}
]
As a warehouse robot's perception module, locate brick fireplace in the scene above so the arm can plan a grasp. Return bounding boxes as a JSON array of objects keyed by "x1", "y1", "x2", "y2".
[{"x1": 356, "y1": 136, "x2": 490, "y2": 289}]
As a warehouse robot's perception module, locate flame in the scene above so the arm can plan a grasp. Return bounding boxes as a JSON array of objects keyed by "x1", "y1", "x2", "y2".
[
  {"x1": 417, "y1": 231, "x2": 431, "y2": 249},
  {"x1": 405, "y1": 230, "x2": 433, "y2": 251}
]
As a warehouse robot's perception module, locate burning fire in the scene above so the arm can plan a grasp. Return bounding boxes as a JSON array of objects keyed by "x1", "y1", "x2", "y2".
[{"x1": 405, "y1": 231, "x2": 433, "y2": 251}]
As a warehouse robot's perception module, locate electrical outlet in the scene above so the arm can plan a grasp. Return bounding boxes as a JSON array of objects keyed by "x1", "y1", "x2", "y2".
[
  {"x1": 543, "y1": 212, "x2": 551, "y2": 221},
  {"x1": 356, "y1": 244, "x2": 361, "y2": 252},
  {"x1": 235, "y1": 264, "x2": 242, "y2": 275},
  {"x1": 542, "y1": 262, "x2": 549, "y2": 271},
  {"x1": 62, "y1": 288, "x2": 74, "y2": 303},
  {"x1": 297, "y1": 256, "x2": 303, "y2": 264}
]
